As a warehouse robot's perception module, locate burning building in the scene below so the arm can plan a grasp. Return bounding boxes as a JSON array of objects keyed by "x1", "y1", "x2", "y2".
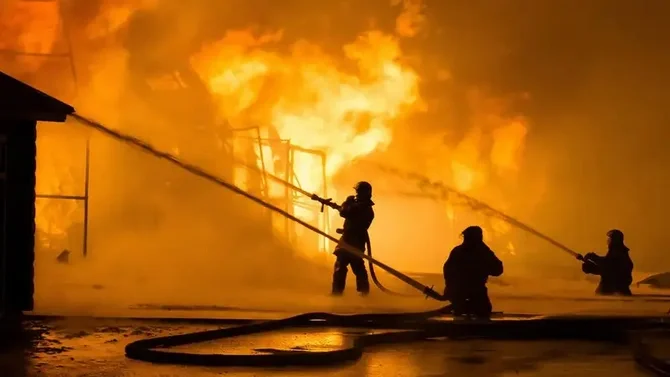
[{"x1": 0, "y1": 0, "x2": 537, "y2": 310}]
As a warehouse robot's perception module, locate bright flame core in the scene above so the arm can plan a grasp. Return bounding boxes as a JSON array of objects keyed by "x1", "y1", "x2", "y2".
[
  {"x1": 4, "y1": 0, "x2": 531, "y2": 259},
  {"x1": 192, "y1": 29, "x2": 420, "y2": 226}
]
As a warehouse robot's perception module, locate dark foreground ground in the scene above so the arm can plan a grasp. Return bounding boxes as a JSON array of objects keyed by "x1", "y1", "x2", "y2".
[
  {"x1": 2, "y1": 313, "x2": 670, "y2": 377},
  {"x1": 9, "y1": 278, "x2": 670, "y2": 377}
]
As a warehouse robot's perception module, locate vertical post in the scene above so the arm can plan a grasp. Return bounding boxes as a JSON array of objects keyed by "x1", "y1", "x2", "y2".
[
  {"x1": 284, "y1": 141, "x2": 291, "y2": 240},
  {"x1": 284, "y1": 140, "x2": 293, "y2": 242},
  {"x1": 229, "y1": 132, "x2": 235, "y2": 184},
  {"x1": 56, "y1": 0, "x2": 79, "y2": 98},
  {"x1": 320, "y1": 152, "x2": 328, "y2": 253},
  {"x1": 255, "y1": 127, "x2": 268, "y2": 199},
  {"x1": 287, "y1": 144, "x2": 295, "y2": 244},
  {"x1": 82, "y1": 138, "x2": 90, "y2": 257}
]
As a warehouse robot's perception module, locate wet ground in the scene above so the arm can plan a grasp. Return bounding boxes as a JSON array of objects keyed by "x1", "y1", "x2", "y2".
[
  {"x1": 13, "y1": 269, "x2": 670, "y2": 376},
  {"x1": 4, "y1": 295, "x2": 670, "y2": 377},
  {"x1": 2, "y1": 317, "x2": 668, "y2": 377}
]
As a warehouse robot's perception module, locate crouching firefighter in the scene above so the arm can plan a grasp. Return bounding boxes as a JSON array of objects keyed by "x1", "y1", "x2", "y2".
[
  {"x1": 311, "y1": 181, "x2": 374, "y2": 296},
  {"x1": 443, "y1": 226, "x2": 504, "y2": 318},
  {"x1": 579, "y1": 229, "x2": 633, "y2": 296}
]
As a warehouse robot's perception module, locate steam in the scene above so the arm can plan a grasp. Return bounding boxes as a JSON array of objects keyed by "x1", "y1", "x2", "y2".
[{"x1": 1, "y1": 0, "x2": 668, "y2": 318}]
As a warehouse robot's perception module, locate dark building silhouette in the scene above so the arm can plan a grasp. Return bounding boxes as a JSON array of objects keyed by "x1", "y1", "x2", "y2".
[{"x1": 0, "y1": 71, "x2": 73, "y2": 328}]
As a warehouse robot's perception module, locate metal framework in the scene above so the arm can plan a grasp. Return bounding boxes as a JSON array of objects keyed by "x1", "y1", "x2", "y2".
[
  {"x1": 35, "y1": 140, "x2": 90, "y2": 257},
  {"x1": 6, "y1": 0, "x2": 329, "y2": 255},
  {"x1": 288, "y1": 145, "x2": 330, "y2": 252},
  {"x1": 228, "y1": 127, "x2": 330, "y2": 252},
  {"x1": 4, "y1": 0, "x2": 89, "y2": 256},
  {"x1": 33, "y1": 126, "x2": 328, "y2": 259},
  {"x1": 1, "y1": 0, "x2": 79, "y2": 97}
]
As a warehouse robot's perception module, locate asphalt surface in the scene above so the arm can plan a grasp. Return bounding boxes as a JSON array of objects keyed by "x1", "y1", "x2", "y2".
[
  {"x1": 4, "y1": 291, "x2": 670, "y2": 377},
  {"x1": 3, "y1": 316, "x2": 669, "y2": 377},
  {"x1": 16, "y1": 266, "x2": 670, "y2": 376}
]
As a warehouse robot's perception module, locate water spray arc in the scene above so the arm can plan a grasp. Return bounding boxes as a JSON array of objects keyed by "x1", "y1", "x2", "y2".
[
  {"x1": 67, "y1": 114, "x2": 670, "y2": 371},
  {"x1": 68, "y1": 113, "x2": 444, "y2": 300},
  {"x1": 367, "y1": 163, "x2": 586, "y2": 261},
  {"x1": 69, "y1": 112, "x2": 594, "y2": 297}
]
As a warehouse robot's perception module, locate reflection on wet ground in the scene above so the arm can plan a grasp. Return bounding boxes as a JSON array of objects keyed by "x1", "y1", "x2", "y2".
[
  {"x1": 10, "y1": 283, "x2": 670, "y2": 376},
  {"x1": 1, "y1": 317, "x2": 669, "y2": 377}
]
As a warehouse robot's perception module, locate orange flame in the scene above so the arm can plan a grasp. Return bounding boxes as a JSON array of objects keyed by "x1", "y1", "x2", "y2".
[
  {"x1": 434, "y1": 91, "x2": 529, "y2": 252},
  {"x1": 393, "y1": 0, "x2": 426, "y2": 38},
  {"x1": 6, "y1": 0, "x2": 533, "y2": 258},
  {"x1": 0, "y1": 0, "x2": 61, "y2": 73},
  {"x1": 191, "y1": 29, "x2": 421, "y2": 228}
]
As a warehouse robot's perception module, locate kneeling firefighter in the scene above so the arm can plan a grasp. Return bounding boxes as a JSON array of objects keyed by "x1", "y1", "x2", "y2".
[
  {"x1": 580, "y1": 229, "x2": 633, "y2": 296},
  {"x1": 443, "y1": 226, "x2": 504, "y2": 318},
  {"x1": 312, "y1": 181, "x2": 375, "y2": 296}
]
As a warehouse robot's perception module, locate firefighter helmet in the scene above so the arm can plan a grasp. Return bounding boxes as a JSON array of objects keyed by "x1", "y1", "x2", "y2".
[
  {"x1": 354, "y1": 181, "x2": 372, "y2": 198},
  {"x1": 461, "y1": 225, "x2": 484, "y2": 242}
]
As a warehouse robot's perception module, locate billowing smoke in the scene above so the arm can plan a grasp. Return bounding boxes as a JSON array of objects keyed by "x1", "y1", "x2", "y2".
[{"x1": 1, "y1": 0, "x2": 668, "y2": 316}]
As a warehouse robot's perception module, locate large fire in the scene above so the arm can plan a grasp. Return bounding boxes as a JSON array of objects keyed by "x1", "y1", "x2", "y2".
[
  {"x1": 436, "y1": 92, "x2": 529, "y2": 253},
  {"x1": 190, "y1": 29, "x2": 420, "y2": 222},
  {"x1": 0, "y1": 0, "x2": 61, "y2": 74},
  {"x1": 2, "y1": 0, "x2": 529, "y2": 257}
]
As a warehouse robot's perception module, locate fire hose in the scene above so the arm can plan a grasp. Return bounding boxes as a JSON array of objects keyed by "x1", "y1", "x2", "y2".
[
  {"x1": 365, "y1": 163, "x2": 603, "y2": 267},
  {"x1": 71, "y1": 113, "x2": 441, "y2": 299},
  {"x1": 68, "y1": 114, "x2": 670, "y2": 373}
]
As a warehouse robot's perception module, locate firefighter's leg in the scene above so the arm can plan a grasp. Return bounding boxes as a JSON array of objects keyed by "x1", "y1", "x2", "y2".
[
  {"x1": 470, "y1": 289, "x2": 493, "y2": 318},
  {"x1": 596, "y1": 281, "x2": 616, "y2": 296},
  {"x1": 617, "y1": 284, "x2": 633, "y2": 296},
  {"x1": 349, "y1": 257, "x2": 370, "y2": 295},
  {"x1": 443, "y1": 287, "x2": 461, "y2": 315},
  {"x1": 449, "y1": 292, "x2": 467, "y2": 316},
  {"x1": 331, "y1": 254, "x2": 350, "y2": 295}
]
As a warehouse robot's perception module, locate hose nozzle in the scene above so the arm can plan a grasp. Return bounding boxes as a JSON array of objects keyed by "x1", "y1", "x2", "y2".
[
  {"x1": 422, "y1": 286, "x2": 445, "y2": 301},
  {"x1": 310, "y1": 194, "x2": 338, "y2": 212},
  {"x1": 578, "y1": 253, "x2": 600, "y2": 266}
]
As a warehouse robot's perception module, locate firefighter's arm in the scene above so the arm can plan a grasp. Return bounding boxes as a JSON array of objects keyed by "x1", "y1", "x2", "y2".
[
  {"x1": 443, "y1": 248, "x2": 458, "y2": 281},
  {"x1": 581, "y1": 252, "x2": 603, "y2": 275},
  {"x1": 443, "y1": 258, "x2": 451, "y2": 281},
  {"x1": 310, "y1": 194, "x2": 342, "y2": 212},
  {"x1": 338, "y1": 196, "x2": 357, "y2": 218},
  {"x1": 487, "y1": 250, "x2": 504, "y2": 277}
]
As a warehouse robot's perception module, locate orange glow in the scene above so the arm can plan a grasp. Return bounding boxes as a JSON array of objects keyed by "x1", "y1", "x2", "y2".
[
  {"x1": 436, "y1": 98, "x2": 529, "y2": 252},
  {"x1": 491, "y1": 117, "x2": 528, "y2": 173},
  {"x1": 9, "y1": 0, "x2": 529, "y2": 259},
  {"x1": 84, "y1": 0, "x2": 158, "y2": 39},
  {"x1": 0, "y1": 1, "x2": 68, "y2": 240},
  {"x1": 191, "y1": 29, "x2": 421, "y2": 240},
  {"x1": 393, "y1": 0, "x2": 426, "y2": 38},
  {"x1": 0, "y1": 0, "x2": 61, "y2": 73}
]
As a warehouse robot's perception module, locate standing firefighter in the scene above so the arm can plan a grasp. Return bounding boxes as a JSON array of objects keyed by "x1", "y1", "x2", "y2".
[
  {"x1": 443, "y1": 226, "x2": 504, "y2": 318},
  {"x1": 313, "y1": 181, "x2": 375, "y2": 296},
  {"x1": 580, "y1": 229, "x2": 634, "y2": 296}
]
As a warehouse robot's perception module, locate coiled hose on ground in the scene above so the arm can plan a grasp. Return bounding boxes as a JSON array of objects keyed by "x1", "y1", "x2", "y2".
[
  {"x1": 123, "y1": 311, "x2": 670, "y2": 372},
  {"x1": 70, "y1": 114, "x2": 670, "y2": 373}
]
